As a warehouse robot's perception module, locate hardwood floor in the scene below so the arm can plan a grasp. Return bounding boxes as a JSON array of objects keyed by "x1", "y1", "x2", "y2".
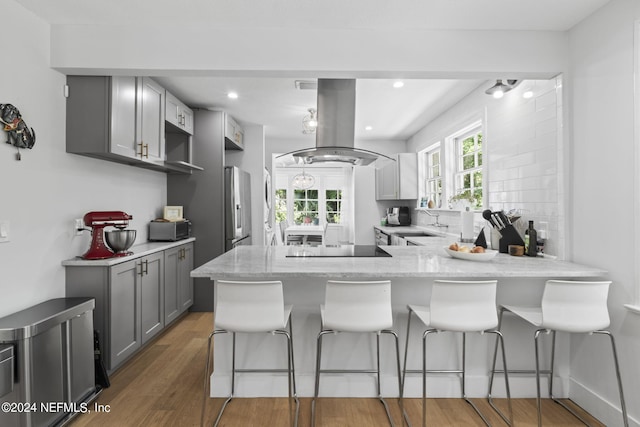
[{"x1": 69, "y1": 312, "x2": 604, "y2": 427}]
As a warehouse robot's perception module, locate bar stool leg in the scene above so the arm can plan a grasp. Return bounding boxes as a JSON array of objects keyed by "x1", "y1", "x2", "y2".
[
  {"x1": 311, "y1": 330, "x2": 329, "y2": 427},
  {"x1": 273, "y1": 329, "x2": 299, "y2": 427},
  {"x1": 534, "y1": 329, "x2": 545, "y2": 427},
  {"x1": 486, "y1": 330, "x2": 513, "y2": 426},
  {"x1": 201, "y1": 331, "x2": 215, "y2": 427},
  {"x1": 595, "y1": 331, "x2": 629, "y2": 427},
  {"x1": 287, "y1": 318, "x2": 300, "y2": 427}
]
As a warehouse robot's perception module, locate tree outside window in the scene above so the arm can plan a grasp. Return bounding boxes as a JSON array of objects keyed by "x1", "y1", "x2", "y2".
[
  {"x1": 455, "y1": 130, "x2": 483, "y2": 209},
  {"x1": 325, "y1": 189, "x2": 342, "y2": 223},
  {"x1": 275, "y1": 189, "x2": 287, "y2": 223},
  {"x1": 293, "y1": 189, "x2": 318, "y2": 224}
]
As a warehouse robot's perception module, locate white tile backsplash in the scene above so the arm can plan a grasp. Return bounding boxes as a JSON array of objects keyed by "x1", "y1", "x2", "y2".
[{"x1": 409, "y1": 76, "x2": 565, "y2": 257}]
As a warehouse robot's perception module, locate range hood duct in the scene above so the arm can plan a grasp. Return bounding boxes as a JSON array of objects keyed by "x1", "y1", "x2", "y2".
[{"x1": 286, "y1": 79, "x2": 394, "y2": 166}]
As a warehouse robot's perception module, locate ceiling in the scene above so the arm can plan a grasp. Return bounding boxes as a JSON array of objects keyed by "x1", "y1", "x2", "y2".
[{"x1": 15, "y1": 0, "x2": 610, "y2": 142}]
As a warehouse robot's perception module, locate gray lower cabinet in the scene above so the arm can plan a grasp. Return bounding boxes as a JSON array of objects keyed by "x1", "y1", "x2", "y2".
[
  {"x1": 65, "y1": 243, "x2": 195, "y2": 373},
  {"x1": 108, "y1": 252, "x2": 164, "y2": 368},
  {"x1": 164, "y1": 243, "x2": 194, "y2": 324},
  {"x1": 66, "y1": 251, "x2": 165, "y2": 372}
]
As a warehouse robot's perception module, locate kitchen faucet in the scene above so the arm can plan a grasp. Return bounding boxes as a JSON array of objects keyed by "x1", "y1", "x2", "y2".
[{"x1": 420, "y1": 210, "x2": 448, "y2": 228}]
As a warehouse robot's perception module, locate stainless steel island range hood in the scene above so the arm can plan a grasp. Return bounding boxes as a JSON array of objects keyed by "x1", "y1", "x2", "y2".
[{"x1": 284, "y1": 79, "x2": 394, "y2": 166}]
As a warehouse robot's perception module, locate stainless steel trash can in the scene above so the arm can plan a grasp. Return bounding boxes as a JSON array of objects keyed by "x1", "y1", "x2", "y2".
[{"x1": 0, "y1": 298, "x2": 98, "y2": 427}]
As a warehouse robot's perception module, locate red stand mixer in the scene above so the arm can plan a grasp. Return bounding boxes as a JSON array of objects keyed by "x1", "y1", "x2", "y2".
[{"x1": 82, "y1": 211, "x2": 134, "y2": 260}]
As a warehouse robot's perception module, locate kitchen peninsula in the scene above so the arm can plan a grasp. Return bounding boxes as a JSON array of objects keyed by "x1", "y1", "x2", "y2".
[{"x1": 192, "y1": 238, "x2": 607, "y2": 400}]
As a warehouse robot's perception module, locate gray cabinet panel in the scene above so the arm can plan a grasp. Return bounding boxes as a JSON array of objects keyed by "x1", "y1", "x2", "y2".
[
  {"x1": 110, "y1": 76, "x2": 138, "y2": 158},
  {"x1": 140, "y1": 252, "x2": 164, "y2": 343},
  {"x1": 109, "y1": 260, "x2": 141, "y2": 368},
  {"x1": 164, "y1": 247, "x2": 180, "y2": 324},
  {"x1": 140, "y1": 77, "x2": 165, "y2": 163},
  {"x1": 164, "y1": 242, "x2": 194, "y2": 325},
  {"x1": 180, "y1": 243, "x2": 194, "y2": 311}
]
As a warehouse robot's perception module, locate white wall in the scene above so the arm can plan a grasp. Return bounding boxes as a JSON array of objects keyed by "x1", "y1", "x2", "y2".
[
  {"x1": 0, "y1": 0, "x2": 167, "y2": 318},
  {"x1": 569, "y1": 0, "x2": 640, "y2": 424},
  {"x1": 408, "y1": 78, "x2": 565, "y2": 257}
]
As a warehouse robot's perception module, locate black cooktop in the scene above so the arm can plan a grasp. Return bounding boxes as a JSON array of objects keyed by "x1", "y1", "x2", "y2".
[{"x1": 285, "y1": 245, "x2": 391, "y2": 258}]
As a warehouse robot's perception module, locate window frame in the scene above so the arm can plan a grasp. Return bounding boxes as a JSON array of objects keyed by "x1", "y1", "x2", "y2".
[{"x1": 419, "y1": 121, "x2": 484, "y2": 211}]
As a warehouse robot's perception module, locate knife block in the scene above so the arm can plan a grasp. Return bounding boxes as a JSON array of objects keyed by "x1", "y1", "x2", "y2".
[{"x1": 498, "y1": 224, "x2": 525, "y2": 254}]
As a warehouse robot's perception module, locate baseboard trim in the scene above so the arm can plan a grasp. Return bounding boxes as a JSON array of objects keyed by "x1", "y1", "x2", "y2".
[{"x1": 569, "y1": 377, "x2": 638, "y2": 427}]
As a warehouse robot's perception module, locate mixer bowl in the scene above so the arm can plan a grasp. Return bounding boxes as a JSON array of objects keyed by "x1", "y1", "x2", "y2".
[{"x1": 105, "y1": 229, "x2": 137, "y2": 254}]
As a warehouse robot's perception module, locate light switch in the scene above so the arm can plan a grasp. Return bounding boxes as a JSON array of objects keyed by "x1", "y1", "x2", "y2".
[{"x1": 0, "y1": 220, "x2": 10, "y2": 243}]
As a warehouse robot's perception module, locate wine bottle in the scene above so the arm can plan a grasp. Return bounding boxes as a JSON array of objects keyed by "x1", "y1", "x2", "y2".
[{"x1": 524, "y1": 221, "x2": 538, "y2": 257}]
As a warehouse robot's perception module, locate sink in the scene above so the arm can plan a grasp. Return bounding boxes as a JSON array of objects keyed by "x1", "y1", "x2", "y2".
[{"x1": 393, "y1": 232, "x2": 437, "y2": 238}]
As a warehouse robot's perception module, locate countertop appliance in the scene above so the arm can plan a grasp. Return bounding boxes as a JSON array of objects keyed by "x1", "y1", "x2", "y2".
[
  {"x1": 386, "y1": 206, "x2": 411, "y2": 226},
  {"x1": 0, "y1": 298, "x2": 98, "y2": 427},
  {"x1": 225, "y1": 166, "x2": 252, "y2": 251},
  {"x1": 149, "y1": 219, "x2": 191, "y2": 241},
  {"x1": 82, "y1": 211, "x2": 133, "y2": 260},
  {"x1": 285, "y1": 245, "x2": 391, "y2": 258}
]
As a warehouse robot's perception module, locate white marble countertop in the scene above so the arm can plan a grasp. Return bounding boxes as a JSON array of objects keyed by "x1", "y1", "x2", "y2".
[
  {"x1": 62, "y1": 238, "x2": 195, "y2": 267},
  {"x1": 191, "y1": 240, "x2": 607, "y2": 280}
]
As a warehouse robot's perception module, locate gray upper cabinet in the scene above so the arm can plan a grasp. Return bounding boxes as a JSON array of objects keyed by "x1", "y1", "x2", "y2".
[
  {"x1": 166, "y1": 90, "x2": 194, "y2": 135},
  {"x1": 224, "y1": 113, "x2": 244, "y2": 150},
  {"x1": 139, "y1": 77, "x2": 166, "y2": 163},
  {"x1": 375, "y1": 153, "x2": 419, "y2": 200},
  {"x1": 66, "y1": 76, "x2": 166, "y2": 168}
]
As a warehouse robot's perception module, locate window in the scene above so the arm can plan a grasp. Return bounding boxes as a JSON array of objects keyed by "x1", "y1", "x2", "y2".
[
  {"x1": 454, "y1": 129, "x2": 483, "y2": 209},
  {"x1": 419, "y1": 122, "x2": 483, "y2": 210},
  {"x1": 293, "y1": 189, "x2": 318, "y2": 224},
  {"x1": 325, "y1": 190, "x2": 342, "y2": 223},
  {"x1": 275, "y1": 189, "x2": 287, "y2": 223},
  {"x1": 424, "y1": 147, "x2": 442, "y2": 208}
]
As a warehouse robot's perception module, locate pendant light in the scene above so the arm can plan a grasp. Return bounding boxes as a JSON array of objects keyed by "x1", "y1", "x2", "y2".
[
  {"x1": 292, "y1": 167, "x2": 315, "y2": 189},
  {"x1": 302, "y1": 108, "x2": 318, "y2": 134}
]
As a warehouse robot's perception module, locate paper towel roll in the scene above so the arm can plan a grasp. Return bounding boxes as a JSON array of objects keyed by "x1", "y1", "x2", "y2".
[{"x1": 461, "y1": 210, "x2": 474, "y2": 241}]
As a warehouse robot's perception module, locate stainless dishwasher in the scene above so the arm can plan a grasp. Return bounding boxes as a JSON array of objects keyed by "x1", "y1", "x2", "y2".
[{"x1": 0, "y1": 298, "x2": 98, "y2": 427}]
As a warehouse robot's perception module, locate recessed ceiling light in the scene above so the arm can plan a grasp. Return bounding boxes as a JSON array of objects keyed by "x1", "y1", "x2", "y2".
[
  {"x1": 365, "y1": 126, "x2": 373, "y2": 131},
  {"x1": 393, "y1": 81, "x2": 404, "y2": 89},
  {"x1": 227, "y1": 92, "x2": 238, "y2": 99},
  {"x1": 523, "y1": 90, "x2": 533, "y2": 99}
]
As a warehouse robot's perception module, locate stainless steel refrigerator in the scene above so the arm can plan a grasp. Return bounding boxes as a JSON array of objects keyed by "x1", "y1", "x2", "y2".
[{"x1": 225, "y1": 166, "x2": 252, "y2": 250}]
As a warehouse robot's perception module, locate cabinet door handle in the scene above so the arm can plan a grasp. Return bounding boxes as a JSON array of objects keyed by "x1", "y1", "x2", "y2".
[
  {"x1": 137, "y1": 262, "x2": 144, "y2": 277},
  {"x1": 143, "y1": 143, "x2": 149, "y2": 159},
  {"x1": 143, "y1": 259, "x2": 149, "y2": 275},
  {"x1": 137, "y1": 142, "x2": 144, "y2": 158}
]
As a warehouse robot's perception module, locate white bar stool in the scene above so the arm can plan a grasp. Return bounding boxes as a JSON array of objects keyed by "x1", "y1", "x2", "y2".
[
  {"x1": 201, "y1": 280, "x2": 299, "y2": 427},
  {"x1": 402, "y1": 279, "x2": 513, "y2": 427},
  {"x1": 311, "y1": 280, "x2": 403, "y2": 427},
  {"x1": 489, "y1": 279, "x2": 628, "y2": 427}
]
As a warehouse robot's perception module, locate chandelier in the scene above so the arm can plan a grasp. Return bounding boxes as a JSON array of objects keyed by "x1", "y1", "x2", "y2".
[
  {"x1": 292, "y1": 169, "x2": 315, "y2": 189},
  {"x1": 302, "y1": 108, "x2": 318, "y2": 134}
]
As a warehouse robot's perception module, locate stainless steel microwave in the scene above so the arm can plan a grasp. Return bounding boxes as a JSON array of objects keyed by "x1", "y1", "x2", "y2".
[{"x1": 149, "y1": 220, "x2": 191, "y2": 241}]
